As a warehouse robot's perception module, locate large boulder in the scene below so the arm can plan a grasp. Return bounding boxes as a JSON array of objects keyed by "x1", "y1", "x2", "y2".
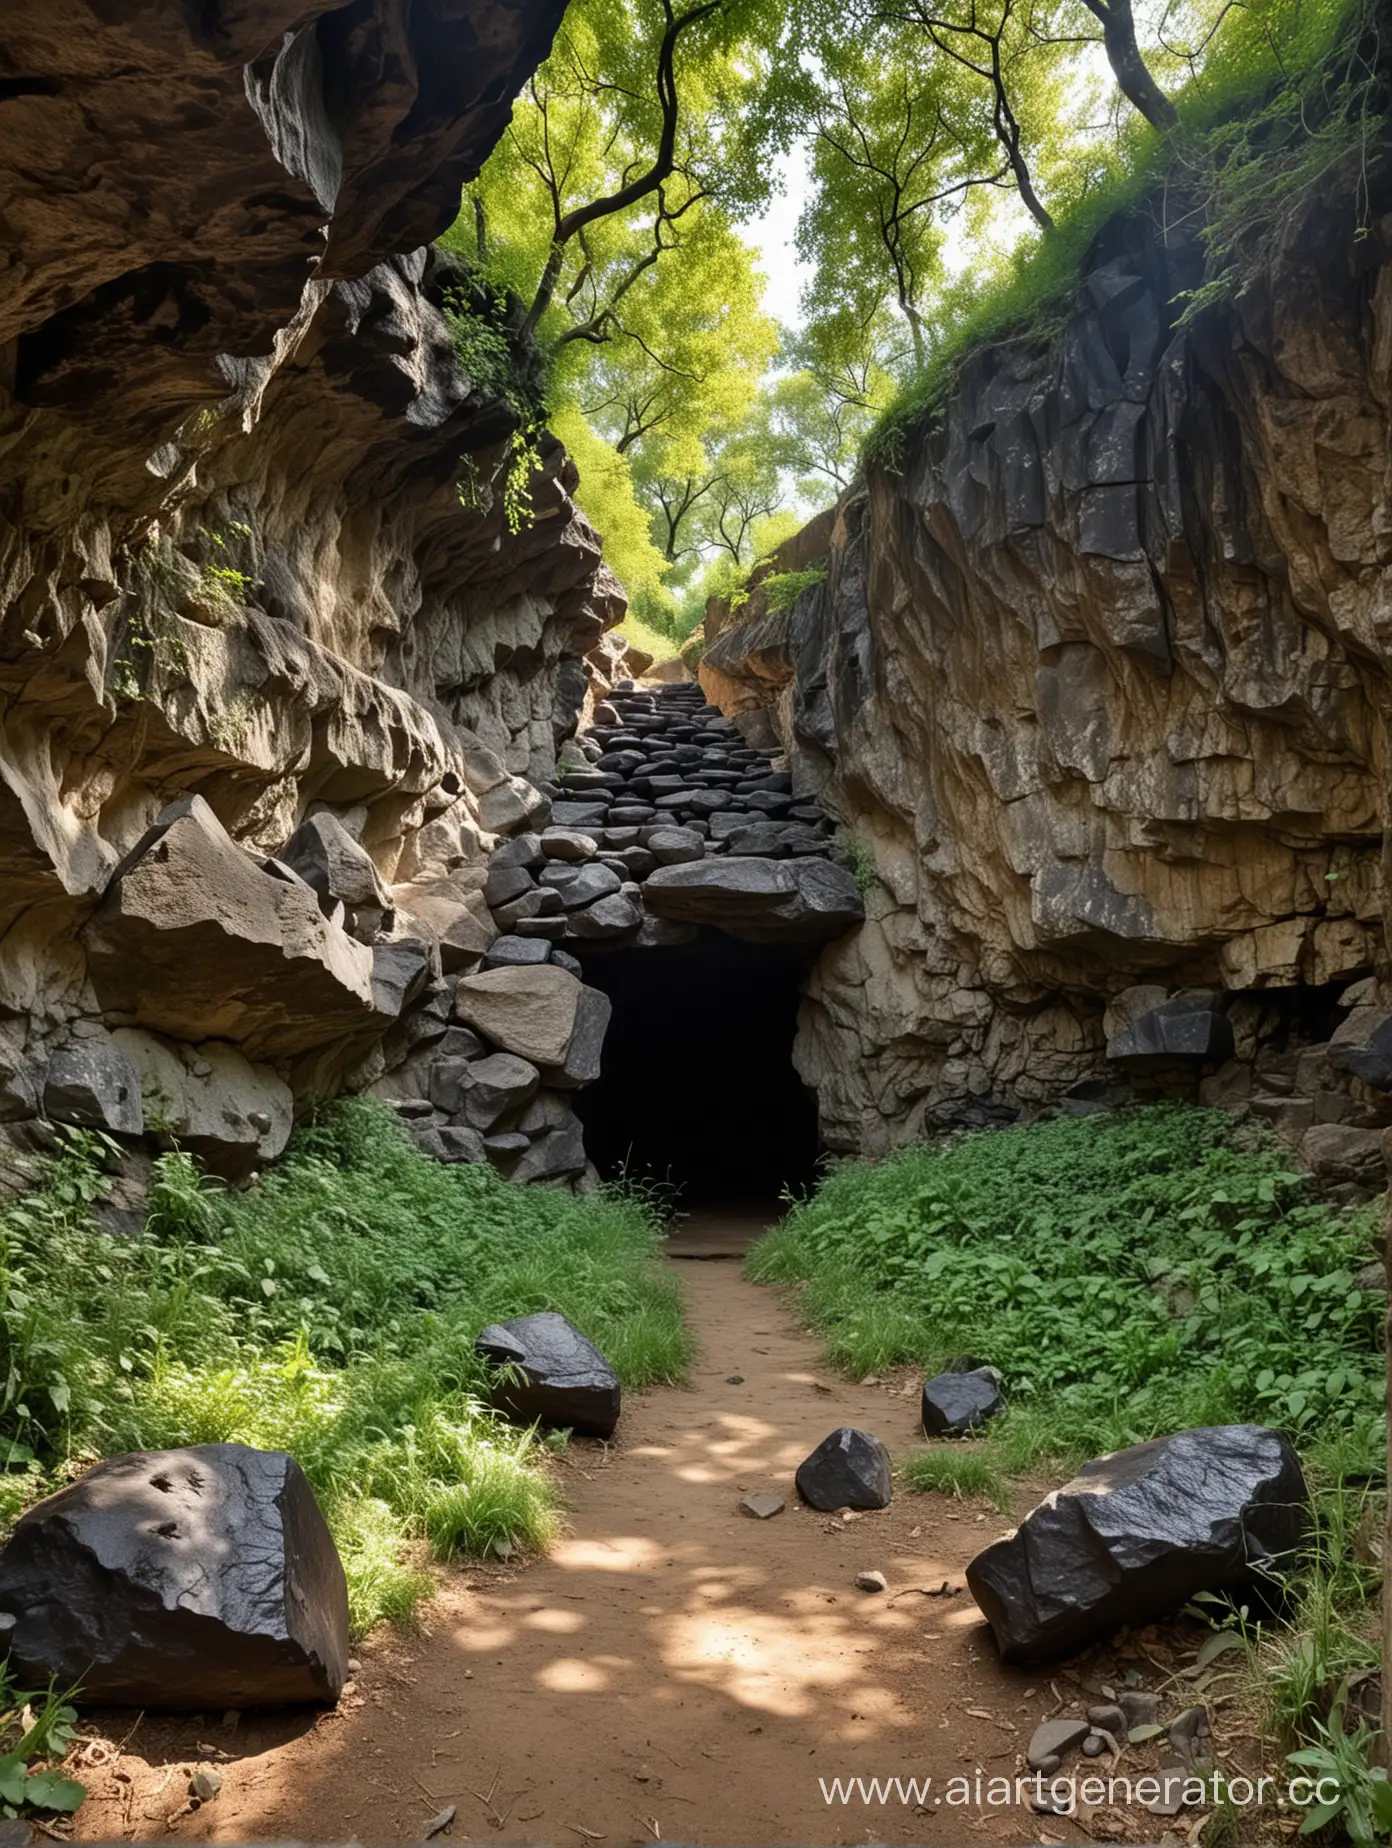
[
  {"x1": 794, "y1": 1428, "x2": 892, "y2": 1511},
  {"x1": 643, "y1": 857, "x2": 863, "y2": 944},
  {"x1": 278, "y1": 811, "x2": 391, "y2": 934},
  {"x1": 474, "y1": 1312, "x2": 620, "y2": 1437},
  {"x1": 454, "y1": 964, "x2": 611, "y2": 1084},
  {"x1": 1105, "y1": 992, "x2": 1235, "y2": 1068},
  {"x1": 966, "y1": 1425, "x2": 1307, "y2": 1663},
  {"x1": 394, "y1": 875, "x2": 497, "y2": 973},
  {"x1": 0, "y1": 1445, "x2": 349, "y2": 1708},
  {"x1": 112, "y1": 1030, "x2": 292, "y2": 1178},
  {"x1": 84, "y1": 797, "x2": 377, "y2": 1059}
]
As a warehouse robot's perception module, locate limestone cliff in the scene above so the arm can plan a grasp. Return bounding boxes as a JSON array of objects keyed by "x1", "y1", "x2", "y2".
[
  {"x1": 0, "y1": 0, "x2": 629, "y2": 1175},
  {"x1": 705, "y1": 158, "x2": 1392, "y2": 1185}
]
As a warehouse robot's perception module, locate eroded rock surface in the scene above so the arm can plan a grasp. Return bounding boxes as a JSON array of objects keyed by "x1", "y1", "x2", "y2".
[
  {"x1": 0, "y1": 0, "x2": 626, "y2": 1179},
  {"x1": 702, "y1": 185, "x2": 1392, "y2": 1179}
]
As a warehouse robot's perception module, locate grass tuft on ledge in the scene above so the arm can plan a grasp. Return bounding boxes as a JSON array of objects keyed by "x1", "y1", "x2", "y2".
[{"x1": 0, "y1": 1100, "x2": 689, "y2": 1632}]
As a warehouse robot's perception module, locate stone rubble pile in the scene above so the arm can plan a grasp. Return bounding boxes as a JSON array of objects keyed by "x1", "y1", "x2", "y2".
[
  {"x1": 371, "y1": 962, "x2": 610, "y2": 1189},
  {"x1": 475, "y1": 679, "x2": 863, "y2": 956}
]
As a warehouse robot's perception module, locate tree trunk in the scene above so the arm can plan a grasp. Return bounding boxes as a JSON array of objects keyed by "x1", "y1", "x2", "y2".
[{"x1": 1085, "y1": 0, "x2": 1177, "y2": 128}]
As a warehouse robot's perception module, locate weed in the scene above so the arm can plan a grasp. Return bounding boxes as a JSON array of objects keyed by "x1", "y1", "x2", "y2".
[
  {"x1": 0, "y1": 1104, "x2": 690, "y2": 1632},
  {"x1": 901, "y1": 1447, "x2": 1010, "y2": 1511},
  {"x1": 837, "y1": 830, "x2": 877, "y2": 894},
  {"x1": 1286, "y1": 1696, "x2": 1392, "y2": 1838},
  {"x1": 0, "y1": 1669, "x2": 85, "y2": 1818}
]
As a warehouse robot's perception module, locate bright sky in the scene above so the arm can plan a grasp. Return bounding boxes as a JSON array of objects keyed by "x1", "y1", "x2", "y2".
[{"x1": 745, "y1": 143, "x2": 815, "y2": 332}]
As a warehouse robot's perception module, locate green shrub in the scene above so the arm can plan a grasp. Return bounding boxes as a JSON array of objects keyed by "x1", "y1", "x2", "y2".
[
  {"x1": 749, "y1": 1106, "x2": 1386, "y2": 1735},
  {"x1": 749, "y1": 1106, "x2": 1383, "y2": 1461},
  {"x1": 0, "y1": 1105, "x2": 690, "y2": 1631},
  {"x1": 760, "y1": 567, "x2": 827, "y2": 615}
]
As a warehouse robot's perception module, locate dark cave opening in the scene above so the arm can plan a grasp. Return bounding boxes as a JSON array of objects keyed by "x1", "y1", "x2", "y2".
[{"x1": 572, "y1": 933, "x2": 823, "y2": 1209}]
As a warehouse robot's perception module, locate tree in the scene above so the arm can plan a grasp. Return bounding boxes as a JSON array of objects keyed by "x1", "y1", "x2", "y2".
[
  {"x1": 873, "y1": 0, "x2": 1060, "y2": 231},
  {"x1": 771, "y1": 313, "x2": 900, "y2": 496},
  {"x1": 460, "y1": 0, "x2": 787, "y2": 352}
]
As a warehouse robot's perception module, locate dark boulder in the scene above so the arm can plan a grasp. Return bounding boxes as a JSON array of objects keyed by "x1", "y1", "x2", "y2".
[
  {"x1": 922, "y1": 1366, "x2": 1005, "y2": 1437},
  {"x1": 0, "y1": 1445, "x2": 349, "y2": 1708},
  {"x1": 966, "y1": 1424, "x2": 1307, "y2": 1663},
  {"x1": 1106, "y1": 993, "x2": 1234, "y2": 1067},
  {"x1": 794, "y1": 1427, "x2": 892, "y2": 1511},
  {"x1": 474, "y1": 1311, "x2": 621, "y2": 1438},
  {"x1": 643, "y1": 857, "x2": 863, "y2": 944}
]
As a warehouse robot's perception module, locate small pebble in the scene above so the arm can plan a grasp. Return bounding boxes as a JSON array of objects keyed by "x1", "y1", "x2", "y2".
[
  {"x1": 854, "y1": 1570, "x2": 887, "y2": 1593},
  {"x1": 726, "y1": 1373, "x2": 745, "y2": 1384},
  {"x1": 347, "y1": 1658, "x2": 362, "y2": 1675},
  {"x1": 1087, "y1": 1702, "x2": 1127, "y2": 1735},
  {"x1": 191, "y1": 1771, "x2": 222, "y2": 1802},
  {"x1": 1082, "y1": 1733, "x2": 1105, "y2": 1758}
]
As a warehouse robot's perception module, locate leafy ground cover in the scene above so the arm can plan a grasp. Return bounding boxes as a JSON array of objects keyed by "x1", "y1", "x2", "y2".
[
  {"x1": 0, "y1": 1100, "x2": 689, "y2": 1633},
  {"x1": 749, "y1": 1106, "x2": 1385, "y2": 1753}
]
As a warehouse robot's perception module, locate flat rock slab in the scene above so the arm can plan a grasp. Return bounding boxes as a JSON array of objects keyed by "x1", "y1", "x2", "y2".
[
  {"x1": 475, "y1": 1311, "x2": 621, "y2": 1438},
  {"x1": 1027, "y1": 1718, "x2": 1090, "y2": 1770},
  {"x1": 0, "y1": 1445, "x2": 349, "y2": 1708},
  {"x1": 921, "y1": 1367, "x2": 1005, "y2": 1437},
  {"x1": 966, "y1": 1424, "x2": 1307, "y2": 1662},
  {"x1": 740, "y1": 1493, "x2": 785, "y2": 1520},
  {"x1": 795, "y1": 1427, "x2": 892, "y2": 1512},
  {"x1": 643, "y1": 857, "x2": 863, "y2": 945}
]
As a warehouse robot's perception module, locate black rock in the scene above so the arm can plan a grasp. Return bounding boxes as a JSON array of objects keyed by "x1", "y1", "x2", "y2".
[
  {"x1": 474, "y1": 1311, "x2": 621, "y2": 1438},
  {"x1": 794, "y1": 1427, "x2": 892, "y2": 1511},
  {"x1": 922, "y1": 1367, "x2": 1006, "y2": 1437},
  {"x1": 484, "y1": 864, "x2": 534, "y2": 909},
  {"x1": 0, "y1": 1445, "x2": 349, "y2": 1708},
  {"x1": 1106, "y1": 993, "x2": 1234, "y2": 1067},
  {"x1": 966, "y1": 1424, "x2": 1307, "y2": 1663}
]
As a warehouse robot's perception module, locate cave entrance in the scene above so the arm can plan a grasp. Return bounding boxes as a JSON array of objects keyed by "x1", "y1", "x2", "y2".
[{"x1": 572, "y1": 933, "x2": 822, "y2": 1212}]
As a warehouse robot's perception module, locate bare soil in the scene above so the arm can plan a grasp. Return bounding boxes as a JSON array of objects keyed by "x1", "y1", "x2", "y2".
[{"x1": 70, "y1": 1219, "x2": 1253, "y2": 1846}]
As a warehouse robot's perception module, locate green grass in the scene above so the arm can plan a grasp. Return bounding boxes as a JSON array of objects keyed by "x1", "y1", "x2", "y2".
[
  {"x1": 901, "y1": 1447, "x2": 1010, "y2": 1512},
  {"x1": 750, "y1": 1105, "x2": 1385, "y2": 1736},
  {"x1": 0, "y1": 1102, "x2": 690, "y2": 1632},
  {"x1": 867, "y1": 0, "x2": 1386, "y2": 468}
]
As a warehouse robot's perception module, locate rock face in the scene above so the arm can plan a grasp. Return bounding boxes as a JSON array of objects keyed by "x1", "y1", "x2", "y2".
[
  {"x1": 474, "y1": 1312, "x2": 621, "y2": 1438},
  {"x1": 794, "y1": 1428, "x2": 893, "y2": 1511},
  {"x1": 0, "y1": 1446, "x2": 350, "y2": 1708},
  {"x1": 700, "y1": 178, "x2": 1392, "y2": 1176},
  {"x1": 0, "y1": 0, "x2": 625, "y2": 1181},
  {"x1": 966, "y1": 1425, "x2": 1307, "y2": 1663}
]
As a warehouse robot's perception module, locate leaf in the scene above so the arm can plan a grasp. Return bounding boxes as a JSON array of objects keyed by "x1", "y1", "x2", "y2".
[
  {"x1": 1127, "y1": 1723, "x2": 1165, "y2": 1743},
  {"x1": 22, "y1": 1771, "x2": 86, "y2": 1813},
  {"x1": 0, "y1": 1760, "x2": 28, "y2": 1807},
  {"x1": 47, "y1": 1382, "x2": 70, "y2": 1414},
  {"x1": 1298, "y1": 1802, "x2": 1341, "y2": 1835},
  {"x1": 1195, "y1": 1630, "x2": 1246, "y2": 1669}
]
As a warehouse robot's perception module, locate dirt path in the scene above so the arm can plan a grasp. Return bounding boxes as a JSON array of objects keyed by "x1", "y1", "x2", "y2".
[{"x1": 75, "y1": 1230, "x2": 1083, "y2": 1846}]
